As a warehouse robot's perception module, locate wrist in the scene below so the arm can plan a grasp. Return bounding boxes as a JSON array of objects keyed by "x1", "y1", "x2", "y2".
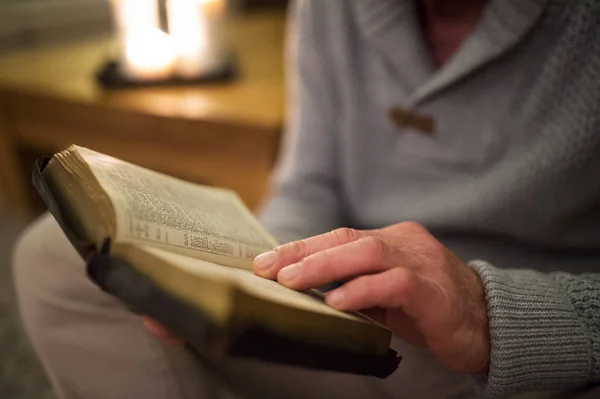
[
  {"x1": 469, "y1": 261, "x2": 590, "y2": 397},
  {"x1": 465, "y1": 264, "x2": 491, "y2": 374}
]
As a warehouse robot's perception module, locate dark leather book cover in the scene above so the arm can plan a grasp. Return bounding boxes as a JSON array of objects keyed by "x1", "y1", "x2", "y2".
[{"x1": 32, "y1": 157, "x2": 401, "y2": 378}]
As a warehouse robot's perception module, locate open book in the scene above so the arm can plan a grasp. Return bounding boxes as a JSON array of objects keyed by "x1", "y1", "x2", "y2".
[{"x1": 34, "y1": 145, "x2": 400, "y2": 377}]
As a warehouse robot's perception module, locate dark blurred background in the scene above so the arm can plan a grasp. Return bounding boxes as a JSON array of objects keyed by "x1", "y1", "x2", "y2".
[{"x1": 0, "y1": 0, "x2": 287, "y2": 397}]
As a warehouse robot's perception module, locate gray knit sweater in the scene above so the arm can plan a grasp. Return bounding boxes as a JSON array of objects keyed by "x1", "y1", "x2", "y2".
[{"x1": 258, "y1": 0, "x2": 600, "y2": 397}]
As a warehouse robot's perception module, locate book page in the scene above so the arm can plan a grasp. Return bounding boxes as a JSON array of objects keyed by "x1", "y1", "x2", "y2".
[
  {"x1": 138, "y1": 246, "x2": 359, "y2": 321},
  {"x1": 114, "y1": 243, "x2": 391, "y2": 355},
  {"x1": 74, "y1": 146, "x2": 278, "y2": 269}
]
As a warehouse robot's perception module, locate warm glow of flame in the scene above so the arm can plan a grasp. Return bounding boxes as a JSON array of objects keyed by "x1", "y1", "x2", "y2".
[
  {"x1": 197, "y1": 0, "x2": 225, "y2": 17},
  {"x1": 110, "y1": 0, "x2": 225, "y2": 80},
  {"x1": 167, "y1": 0, "x2": 225, "y2": 77},
  {"x1": 124, "y1": 28, "x2": 176, "y2": 80},
  {"x1": 169, "y1": 0, "x2": 209, "y2": 56},
  {"x1": 111, "y1": 0, "x2": 159, "y2": 30}
]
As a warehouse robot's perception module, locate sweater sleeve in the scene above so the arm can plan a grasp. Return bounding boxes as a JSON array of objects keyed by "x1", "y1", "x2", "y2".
[
  {"x1": 469, "y1": 261, "x2": 600, "y2": 398},
  {"x1": 258, "y1": 0, "x2": 344, "y2": 244}
]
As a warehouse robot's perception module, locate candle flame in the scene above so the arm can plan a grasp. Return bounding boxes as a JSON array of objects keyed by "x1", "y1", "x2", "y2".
[{"x1": 124, "y1": 28, "x2": 176, "y2": 80}]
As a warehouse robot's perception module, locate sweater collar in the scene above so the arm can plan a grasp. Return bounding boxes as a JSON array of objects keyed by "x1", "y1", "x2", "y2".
[
  {"x1": 352, "y1": 0, "x2": 548, "y2": 103},
  {"x1": 352, "y1": 0, "x2": 434, "y2": 94}
]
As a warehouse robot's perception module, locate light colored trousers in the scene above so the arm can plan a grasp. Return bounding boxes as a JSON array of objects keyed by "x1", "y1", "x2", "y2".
[{"x1": 10, "y1": 213, "x2": 493, "y2": 398}]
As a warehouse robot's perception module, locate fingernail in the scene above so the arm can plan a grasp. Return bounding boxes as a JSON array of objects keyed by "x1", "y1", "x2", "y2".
[
  {"x1": 326, "y1": 290, "x2": 345, "y2": 307},
  {"x1": 254, "y1": 251, "x2": 277, "y2": 270},
  {"x1": 278, "y1": 263, "x2": 301, "y2": 281}
]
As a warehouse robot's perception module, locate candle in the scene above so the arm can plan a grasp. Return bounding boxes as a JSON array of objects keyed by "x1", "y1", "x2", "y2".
[
  {"x1": 110, "y1": 0, "x2": 176, "y2": 81},
  {"x1": 123, "y1": 28, "x2": 176, "y2": 81},
  {"x1": 110, "y1": 0, "x2": 160, "y2": 32},
  {"x1": 167, "y1": 0, "x2": 228, "y2": 78}
]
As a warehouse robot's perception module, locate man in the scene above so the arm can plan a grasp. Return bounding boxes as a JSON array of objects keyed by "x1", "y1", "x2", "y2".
[{"x1": 12, "y1": 0, "x2": 600, "y2": 398}]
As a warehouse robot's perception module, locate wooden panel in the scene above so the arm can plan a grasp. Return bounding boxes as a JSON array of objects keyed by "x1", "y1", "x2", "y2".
[
  {"x1": 10, "y1": 93, "x2": 280, "y2": 209},
  {"x1": 0, "y1": 94, "x2": 32, "y2": 215},
  {"x1": 0, "y1": 11, "x2": 285, "y2": 129},
  {"x1": 0, "y1": 11, "x2": 285, "y2": 213}
]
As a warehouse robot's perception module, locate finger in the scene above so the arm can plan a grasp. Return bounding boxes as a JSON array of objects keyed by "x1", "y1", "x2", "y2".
[
  {"x1": 142, "y1": 317, "x2": 184, "y2": 346},
  {"x1": 276, "y1": 236, "x2": 392, "y2": 290},
  {"x1": 325, "y1": 267, "x2": 418, "y2": 311},
  {"x1": 359, "y1": 307, "x2": 386, "y2": 324},
  {"x1": 360, "y1": 306, "x2": 426, "y2": 346},
  {"x1": 253, "y1": 227, "x2": 366, "y2": 279}
]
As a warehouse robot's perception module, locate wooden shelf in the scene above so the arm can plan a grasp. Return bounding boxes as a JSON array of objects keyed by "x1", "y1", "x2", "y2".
[{"x1": 0, "y1": 10, "x2": 286, "y2": 215}]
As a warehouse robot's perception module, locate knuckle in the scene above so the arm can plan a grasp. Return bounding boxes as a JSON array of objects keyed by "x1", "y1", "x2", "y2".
[
  {"x1": 395, "y1": 222, "x2": 446, "y2": 266},
  {"x1": 330, "y1": 227, "x2": 361, "y2": 243},
  {"x1": 356, "y1": 236, "x2": 387, "y2": 262},
  {"x1": 398, "y1": 221, "x2": 429, "y2": 234},
  {"x1": 389, "y1": 267, "x2": 417, "y2": 294},
  {"x1": 303, "y1": 248, "x2": 329, "y2": 269},
  {"x1": 279, "y1": 239, "x2": 310, "y2": 257}
]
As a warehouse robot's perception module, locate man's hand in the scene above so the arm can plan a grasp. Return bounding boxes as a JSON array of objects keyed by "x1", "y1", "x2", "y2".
[
  {"x1": 142, "y1": 317, "x2": 183, "y2": 346},
  {"x1": 253, "y1": 222, "x2": 490, "y2": 374}
]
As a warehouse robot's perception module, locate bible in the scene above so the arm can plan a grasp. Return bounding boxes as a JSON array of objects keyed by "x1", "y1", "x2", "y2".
[{"x1": 33, "y1": 145, "x2": 400, "y2": 377}]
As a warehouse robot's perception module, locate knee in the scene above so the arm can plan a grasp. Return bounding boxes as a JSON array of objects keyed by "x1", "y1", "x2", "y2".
[
  {"x1": 13, "y1": 212, "x2": 77, "y2": 264},
  {"x1": 13, "y1": 212, "x2": 80, "y2": 292},
  {"x1": 12, "y1": 212, "x2": 95, "y2": 334}
]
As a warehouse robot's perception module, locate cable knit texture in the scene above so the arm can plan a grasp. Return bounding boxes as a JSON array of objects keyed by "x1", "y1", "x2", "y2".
[
  {"x1": 468, "y1": 2, "x2": 600, "y2": 395},
  {"x1": 259, "y1": 0, "x2": 600, "y2": 397},
  {"x1": 471, "y1": 262, "x2": 597, "y2": 397},
  {"x1": 558, "y1": 274, "x2": 600, "y2": 380}
]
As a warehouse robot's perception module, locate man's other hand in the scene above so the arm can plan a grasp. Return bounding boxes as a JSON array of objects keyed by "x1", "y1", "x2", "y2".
[
  {"x1": 253, "y1": 222, "x2": 490, "y2": 374},
  {"x1": 142, "y1": 316, "x2": 184, "y2": 346}
]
